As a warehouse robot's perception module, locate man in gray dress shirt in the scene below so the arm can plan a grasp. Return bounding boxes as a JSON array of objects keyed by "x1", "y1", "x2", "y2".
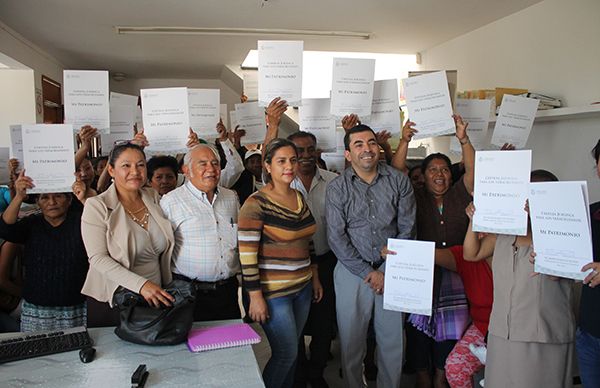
[{"x1": 326, "y1": 124, "x2": 415, "y2": 388}]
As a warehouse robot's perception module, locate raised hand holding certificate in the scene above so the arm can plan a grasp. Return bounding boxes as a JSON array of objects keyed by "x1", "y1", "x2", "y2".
[
  {"x1": 64, "y1": 70, "x2": 109, "y2": 134},
  {"x1": 243, "y1": 70, "x2": 258, "y2": 102},
  {"x1": 235, "y1": 102, "x2": 266, "y2": 145},
  {"x1": 450, "y1": 99, "x2": 492, "y2": 154},
  {"x1": 141, "y1": 87, "x2": 190, "y2": 154},
  {"x1": 258, "y1": 41, "x2": 303, "y2": 107},
  {"x1": 299, "y1": 98, "x2": 336, "y2": 152},
  {"x1": 491, "y1": 95, "x2": 539, "y2": 148},
  {"x1": 384, "y1": 239, "x2": 435, "y2": 316},
  {"x1": 473, "y1": 150, "x2": 531, "y2": 235},
  {"x1": 402, "y1": 71, "x2": 455, "y2": 139},
  {"x1": 366, "y1": 79, "x2": 401, "y2": 137},
  {"x1": 22, "y1": 124, "x2": 75, "y2": 193},
  {"x1": 101, "y1": 104, "x2": 136, "y2": 156},
  {"x1": 188, "y1": 89, "x2": 220, "y2": 140},
  {"x1": 530, "y1": 181, "x2": 593, "y2": 280},
  {"x1": 330, "y1": 58, "x2": 375, "y2": 118}
]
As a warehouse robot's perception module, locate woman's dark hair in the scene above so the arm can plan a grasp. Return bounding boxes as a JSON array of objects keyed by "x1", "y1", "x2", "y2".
[
  {"x1": 530, "y1": 169, "x2": 559, "y2": 182},
  {"x1": 421, "y1": 153, "x2": 452, "y2": 173},
  {"x1": 263, "y1": 138, "x2": 297, "y2": 184},
  {"x1": 146, "y1": 155, "x2": 179, "y2": 180},
  {"x1": 592, "y1": 138, "x2": 600, "y2": 164},
  {"x1": 343, "y1": 124, "x2": 377, "y2": 151},
  {"x1": 91, "y1": 156, "x2": 108, "y2": 170},
  {"x1": 108, "y1": 143, "x2": 146, "y2": 167}
]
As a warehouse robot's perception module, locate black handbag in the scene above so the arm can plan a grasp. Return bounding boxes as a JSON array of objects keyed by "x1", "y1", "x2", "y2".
[{"x1": 112, "y1": 279, "x2": 196, "y2": 345}]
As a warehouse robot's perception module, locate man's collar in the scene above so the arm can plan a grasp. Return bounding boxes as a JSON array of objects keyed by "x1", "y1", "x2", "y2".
[
  {"x1": 348, "y1": 163, "x2": 389, "y2": 181},
  {"x1": 185, "y1": 180, "x2": 219, "y2": 200}
]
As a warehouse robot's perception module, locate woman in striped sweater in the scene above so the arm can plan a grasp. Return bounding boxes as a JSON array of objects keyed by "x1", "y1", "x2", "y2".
[{"x1": 238, "y1": 138, "x2": 323, "y2": 388}]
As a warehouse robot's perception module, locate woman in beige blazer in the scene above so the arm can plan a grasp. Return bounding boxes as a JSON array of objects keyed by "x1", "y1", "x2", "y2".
[{"x1": 81, "y1": 142, "x2": 175, "y2": 308}]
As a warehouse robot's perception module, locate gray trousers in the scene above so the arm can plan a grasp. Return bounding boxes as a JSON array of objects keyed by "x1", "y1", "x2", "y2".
[{"x1": 334, "y1": 262, "x2": 404, "y2": 388}]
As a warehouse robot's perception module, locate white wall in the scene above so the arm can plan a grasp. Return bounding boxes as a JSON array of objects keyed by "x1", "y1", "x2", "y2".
[
  {"x1": 0, "y1": 21, "x2": 64, "y2": 123},
  {"x1": 0, "y1": 69, "x2": 36, "y2": 146},
  {"x1": 420, "y1": 0, "x2": 600, "y2": 201}
]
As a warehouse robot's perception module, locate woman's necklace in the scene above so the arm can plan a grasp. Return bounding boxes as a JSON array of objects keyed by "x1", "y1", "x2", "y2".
[{"x1": 125, "y1": 205, "x2": 149, "y2": 229}]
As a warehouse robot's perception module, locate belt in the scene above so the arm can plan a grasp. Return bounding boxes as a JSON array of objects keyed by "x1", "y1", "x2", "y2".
[
  {"x1": 172, "y1": 273, "x2": 237, "y2": 291},
  {"x1": 363, "y1": 260, "x2": 384, "y2": 270}
]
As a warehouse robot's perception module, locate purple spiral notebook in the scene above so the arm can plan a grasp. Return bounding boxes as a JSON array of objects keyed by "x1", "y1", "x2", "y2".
[{"x1": 187, "y1": 323, "x2": 261, "y2": 352}]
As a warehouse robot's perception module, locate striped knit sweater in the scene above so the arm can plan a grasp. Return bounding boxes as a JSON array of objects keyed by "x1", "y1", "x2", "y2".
[{"x1": 238, "y1": 190, "x2": 316, "y2": 299}]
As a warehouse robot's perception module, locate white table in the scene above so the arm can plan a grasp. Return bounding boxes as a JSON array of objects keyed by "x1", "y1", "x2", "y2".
[{"x1": 0, "y1": 321, "x2": 265, "y2": 387}]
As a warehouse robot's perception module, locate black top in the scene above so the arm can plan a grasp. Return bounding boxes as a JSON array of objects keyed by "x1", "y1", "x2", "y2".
[
  {"x1": 580, "y1": 201, "x2": 600, "y2": 338},
  {"x1": 0, "y1": 208, "x2": 88, "y2": 307},
  {"x1": 231, "y1": 169, "x2": 257, "y2": 205}
]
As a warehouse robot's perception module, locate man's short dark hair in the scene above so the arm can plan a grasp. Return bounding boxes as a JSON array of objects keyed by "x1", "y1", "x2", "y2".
[
  {"x1": 287, "y1": 131, "x2": 317, "y2": 145},
  {"x1": 592, "y1": 138, "x2": 600, "y2": 164},
  {"x1": 530, "y1": 169, "x2": 559, "y2": 182},
  {"x1": 343, "y1": 124, "x2": 377, "y2": 151},
  {"x1": 146, "y1": 155, "x2": 179, "y2": 180}
]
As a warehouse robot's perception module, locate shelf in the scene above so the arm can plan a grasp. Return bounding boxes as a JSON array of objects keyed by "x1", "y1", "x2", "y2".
[{"x1": 488, "y1": 104, "x2": 600, "y2": 123}]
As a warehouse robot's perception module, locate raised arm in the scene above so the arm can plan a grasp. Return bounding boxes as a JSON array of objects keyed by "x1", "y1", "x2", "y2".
[
  {"x1": 463, "y1": 202, "x2": 496, "y2": 261},
  {"x1": 74, "y1": 126, "x2": 97, "y2": 170},
  {"x1": 1, "y1": 170, "x2": 32, "y2": 226},
  {"x1": 262, "y1": 97, "x2": 288, "y2": 159},
  {"x1": 215, "y1": 120, "x2": 245, "y2": 188},
  {"x1": 391, "y1": 120, "x2": 417, "y2": 174},
  {"x1": 376, "y1": 130, "x2": 393, "y2": 165},
  {"x1": 454, "y1": 114, "x2": 475, "y2": 193}
]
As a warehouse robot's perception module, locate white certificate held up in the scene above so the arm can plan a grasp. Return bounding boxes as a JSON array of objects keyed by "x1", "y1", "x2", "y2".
[
  {"x1": 530, "y1": 181, "x2": 593, "y2": 280},
  {"x1": 384, "y1": 239, "x2": 435, "y2": 316},
  {"x1": 258, "y1": 41, "x2": 303, "y2": 107},
  {"x1": 366, "y1": 79, "x2": 401, "y2": 137},
  {"x1": 330, "y1": 58, "x2": 376, "y2": 118},
  {"x1": 243, "y1": 70, "x2": 258, "y2": 102},
  {"x1": 141, "y1": 87, "x2": 190, "y2": 155},
  {"x1": 450, "y1": 99, "x2": 492, "y2": 154},
  {"x1": 402, "y1": 71, "x2": 455, "y2": 139},
  {"x1": 110, "y1": 92, "x2": 138, "y2": 108},
  {"x1": 0, "y1": 147, "x2": 9, "y2": 185},
  {"x1": 299, "y1": 98, "x2": 336, "y2": 152},
  {"x1": 235, "y1": 102, "x2": 266, "y2": 145},
  {"x1": 473, "y1": 150, "x2": 532, "y2": 235},
  {"x1": 491, "y1": 95, "x2": 539, "y2": 148},
  {"x1": 9, "y1": 125, "x2": 24, "y2": 169},
  {"x1": 22, "y1": 124, "x2": 75, "y2": 194},
  {"x1": 188, "y1": 88, "x2": 220, "y2": 140},
  {"x1": 63, "y1": 70, "x2": 110, "y2": 134}
]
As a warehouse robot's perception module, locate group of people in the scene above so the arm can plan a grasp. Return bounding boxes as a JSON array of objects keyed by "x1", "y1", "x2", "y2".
[{"x1": 0, "y1": 95, "x2": 599, "y2": 388}]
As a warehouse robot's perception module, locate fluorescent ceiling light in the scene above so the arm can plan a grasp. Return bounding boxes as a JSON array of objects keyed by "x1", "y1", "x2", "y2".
[{"x1": 115, "y1": 26, "x2": 371, "y2": 40}]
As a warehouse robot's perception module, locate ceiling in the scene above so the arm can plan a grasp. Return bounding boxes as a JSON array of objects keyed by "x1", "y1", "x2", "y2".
[{"x1": 0, "y1": 0, "x2": 542, "y2": 79}]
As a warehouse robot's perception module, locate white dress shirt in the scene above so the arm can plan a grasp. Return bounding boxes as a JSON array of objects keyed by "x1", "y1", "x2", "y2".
[{"x1": 160, "y1": 181, "x2": 240, "y2": 281}]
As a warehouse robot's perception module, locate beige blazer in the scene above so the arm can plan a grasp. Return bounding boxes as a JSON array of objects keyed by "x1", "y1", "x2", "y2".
[{"x1": 80, "y1": 184, "x2": 174, "y2": 304}]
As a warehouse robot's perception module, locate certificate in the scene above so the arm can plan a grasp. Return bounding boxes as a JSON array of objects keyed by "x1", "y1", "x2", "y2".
[
  {"x1": 383, "y1": 239, "x2": 435, "y2": 316},
  {"x1": 330, "y1": 58, "x2": 375, "y2": 118},
  {"x1": 0, "y1": 147, "x2": 9, "y2": 185},
  {"x1": 473, "y1": 150, "x2": 532, "y2": 235},
  {"x1": 21, "y1": 124, "x2": 75, "y2": 193},
  {"x1": 402, "y1": 71, "x2": 455, "y2": 139},
  {"x1": 450, "y1": 99, "x2": 492, "y2": 154},
  {"x1": 491, "y1": 95, "x2": 539, "y2": 148},
  {"x1": 235, "y1": 102, "x2": 266, "y2": 145},
  {"x1": 141, "y1": 87, "x2": 190, "y2": 154},
  {"x1": 220, "y1": 104, "x2": 229, "y2": 128},
  {"x1": 258, "y1": 41, "x2": 303, "y2": 107},
  {"x1": 110, "y1": 104, "x2": 136, "y2": 136},
  {"x1": 188, "y1": 88, "x2": 220, "y2": 140},
  {"x1": 63, "y1": 70, "x2": 110, "y2": 134},
  {"x1": 9, "y1": 125, "x2": 24, "y2": 168},
  {"x1": 299, "y1": 98, "x2": 336, "y2": 152},
  {"x1": 366, "y1": 79, "x2": 401, "y2": 137},
  {"x1": 243, "y1": 70, "x2": 258, "y2": 102},
  {"x1": 110, "y1": 92, "x2": 138, "y2": 108},
  {"x1": 530, "y1": 181, "x2": 593, "y2": 280},
  {"x1": 320, "y1": 153, "x2": 346, "y2": 173},
  {"x1": 229, "y1": 110, "x2": 238, "y2": 129}
]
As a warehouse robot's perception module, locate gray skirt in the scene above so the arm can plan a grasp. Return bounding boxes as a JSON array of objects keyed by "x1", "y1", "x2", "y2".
[{"x1": 485, "y1": 334, "x2": 573, "y2": 388}]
